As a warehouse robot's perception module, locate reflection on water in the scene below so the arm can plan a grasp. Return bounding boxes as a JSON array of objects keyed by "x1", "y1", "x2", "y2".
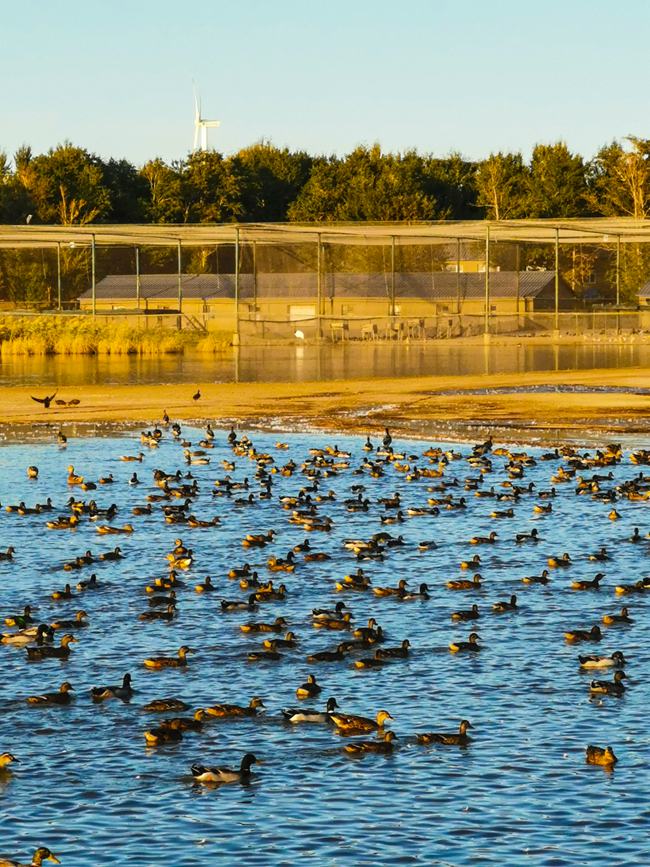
[
  {"x1": 0, "y1": 428, "x2": 649, "y2": 865},
  {"x1": 0, "y1": 341, "x2": 647, "y2": 386}
]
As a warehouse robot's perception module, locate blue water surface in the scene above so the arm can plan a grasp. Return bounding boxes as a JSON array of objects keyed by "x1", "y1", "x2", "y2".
[{"x1": 0, "y1": 427, "x2": 648, "y2": 866}]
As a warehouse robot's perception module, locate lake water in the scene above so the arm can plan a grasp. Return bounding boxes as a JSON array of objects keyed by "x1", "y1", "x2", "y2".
[
  {"x1": 0, "y1": 427, "x2": 648, "y2": 865},
  {"x1": 0, "y1": 340, "x2": 648, "y2": 386}
]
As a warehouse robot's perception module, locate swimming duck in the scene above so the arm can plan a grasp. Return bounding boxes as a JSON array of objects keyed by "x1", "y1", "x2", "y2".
[
  {"x1": 579, "y1": 651, "x2": 626, "y2": 669},
  {"x1": 602, "y1": 607, "x2": 633, "y2": 625},
  {"x1": 417, "y1": 719, "x2": 473, "y2": 746},
  {"x1": 95, "y1": 523, "x2": 134, "y2": 535},
  {"x1": 194, "y1": 576, "x2": 216, "y2": 593},
  {"x1": 521, "y1": 570, "x2": 550, "y2": 585},
  {"x1": 99, "y1": 546, "x2": 122, "y2": 561},
  {"x1": 295, "y1": 673, "x2": 322, "y2": 699},
  {"x1": 353, "y1": 618, "x2": 381, "y2": 640},
  {"x1": 449, "y1": 632, "x2": 481, "y2": 653},
  {"x1": 0, "y1": 847, "x2": 61, "y2": 866},
  {"x1": 240, "y1": 617, "x2": 288, "y2": 634},
  {"x1": 589, "y1": 670, "x2": 627, "y2": 696},
  {"x1": 376, "y1": 639, "x2": 411, "y2": 659},
  {"x1": 330, "y1": 709, "x2": 393, "y2": 734},
  {"x1": 312, "y1": 601, "x2": 349, "y2": 621},
  {"x1": 344, "y1": 730, "x2": 397, "y2": 755},
  {"x1": 139, "y1": 603, "x2": 177, "y2": 622},
  {"x1": 1, "y1": 623, "x2": 53, "y2": 646},
  {"x1": 91, "y1": 673, "x2": 134, "y2": 702},
  {"x1": 50, "y1": 611, "x2": 88, "y2": 631},
  {"x1": 26, "y1": 633, "x2": 77, "y2": 661},
  {"x1": 353, "y1": 651, "x2": 387, "y2": 669},
  {"x1": 446, "y1": 573, "x2": 482, "y2": 591},
  {"x1": 589, "y1": 547, "x2": 609, "y2": 562},
  {"x1": 143, "y1": 646, "x2": 193, "y2": 669},
  {"x1": 373, "y1": 579, "x2": 408, "y2": 598},
  {"x1": 51, "y1": 584, "x2": 73, "y2": 601},
  {"x1": 283, "y1": 697, "x2": 339, "y2": 723},
  {"x1": 548, "y1": 553, "x2": 572, "y2": 568},
  {"x1": 76, "y1": 574, "x2": 98, "y2": 592},
  {"x1": 313, "y1": 612, "x2": 353, "y2": 630},
  {"x1": 263, "y1": 631, "x2": 297, "y2": 649},
  {"x1": 585, "y1": 745, "x2": 618, "y2": 767},
  {"x1": 0, "y1": 546, "x2": 16, "y2": 561},
  {"x1": 515, "y1": 529, "x2": 539, "y2": 543},
  {"x1": 26, "y1": 681, "x2": 74, "y2": 705},
  {"x1": 67, "y1": 466, "x2": 84, "y2": 486},
  {"x1": 46, "y1": 515, "x2": 79, "y2": 530},
  {"x1": 242, "y1": 530, "x2": 275, "y2": 548},
  {"x1": 492, "y1": 595, "x2": 517, "y2": 613},
  {"x1": 4, "y1": 606, "x2": 35, "y2": 628},
  {"x1": 147, "y1": 590, "x2": 177, "y2": 608},
  {"x1": 0, "y1": 752, "x2": 19, "y2": 770},
  {"x1": 247, "y1": 641, "x2": 282, "y2": 662},
  {"x1": 143, "y1": 725, "x2": 183, "y2": 746},
  {"x1": 63, "y1": 550, "x2": 93, "y2": 571},
  {"x1": 451, "y1": 604, "x2": 480, "y2": 622},
  {"x1": 191, "y1": 753, "x2": 258, "y2": 784},
  {"x1": 306, "y1": 644, "x2": 348, "y2": 663},
  {"x1": 397, "y1": 583, "x2": 430, "y2": 601},
  {"x1": 159, "y1": 711, "x2": 205, "y2": 732},
  {"x1": 608, "y1": 509, "x2": 621, "y2": 521},
  {"x1": 203, "y1": 697, "x2": 265, "y2": 718},
  {"x1": 460, "y1": 554, "x2": 481, "y2": 570},
  {"x1": 564, "y1": 625, "x2": 602, "y2": 643},
  {"x1": 221, "y1": 594, "x2": 258, "y2": 612},
  {"x1": 470, "y1": 532, "x2": 497, "y2": 545},
  {"x1": 571, "y1": 573, "x2": 604, "y2": 591},
  {"x1": 143, "y1": 698, "x2": 189, "y2": 713},
  {"x1": 614, "y1": 577, "x2": 650, "y2": 595},
  {"x1": 254, "y1": 582, "x2": 287, "y2": 602}
]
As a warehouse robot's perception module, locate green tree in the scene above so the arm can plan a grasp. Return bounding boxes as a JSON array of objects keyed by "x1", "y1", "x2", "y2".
[
  {"x1": 589, "y1": 137, "x2": 650, "y2": 219},
  {"x1": 182, "y1": 151, "x2": 242, "y2": 222},
  {"x1": 231, "y1": 142, "x2": 313, "y2": 221},
  {"x1": 139, "y1": 158, "x2": 184, "y2": 222},
  {"x1": 526, "y1": 142, "x2": 589, "y2": 217},
  {"x1": 475, "y1": 152, "x2": 528, "y2": 220}
]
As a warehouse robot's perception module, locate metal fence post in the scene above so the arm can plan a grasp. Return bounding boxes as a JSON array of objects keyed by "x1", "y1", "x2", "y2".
[
  {"x1": 135, "y1": 246, "x2": 141, "y2": 309},
  {"x1": 316, "y1": 232, "x2": 322, "y2": 339},
  {"x1": 177, "y1": 240, "x2": 183, "y2": 321},
  {"x1": 484, "y1": 224, "x2": 490, "y2": 336},
  {"x1": 56, "y1": 242, "x2": 62, "y2": 311},
  {"x1": 91, "y1": 233, "x2": 96, "y2": 316},
  {"x1": 554, "y1": 228, "x2": 560, "y2": 331},
  {"x1": 235, "y1": 226, "x2": 240, "y2": 343}
]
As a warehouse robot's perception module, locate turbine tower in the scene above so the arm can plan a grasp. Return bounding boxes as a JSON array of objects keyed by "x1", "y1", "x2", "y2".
[{"x1": 193, "y1": 87, "x2": 220, "y2": 151}]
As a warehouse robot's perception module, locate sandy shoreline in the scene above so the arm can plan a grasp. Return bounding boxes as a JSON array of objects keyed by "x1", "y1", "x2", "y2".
[{"x1": 1, "y1": 366, "x2": 649, "y2": 446}]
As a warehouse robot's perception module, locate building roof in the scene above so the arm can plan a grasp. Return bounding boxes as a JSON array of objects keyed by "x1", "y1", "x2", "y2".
[{"x1": 81, "y1": 270, "x2": 572, "y2": 302}]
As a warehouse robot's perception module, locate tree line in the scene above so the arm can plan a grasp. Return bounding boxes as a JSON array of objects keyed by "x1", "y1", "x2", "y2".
[{"x1": 1, "y1": 137, "x2": 650, "y2": 226}]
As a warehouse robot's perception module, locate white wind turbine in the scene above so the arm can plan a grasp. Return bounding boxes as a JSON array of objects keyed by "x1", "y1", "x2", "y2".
[{"x1": 193, "y1": 87, "x2": 220, "y2": 151}]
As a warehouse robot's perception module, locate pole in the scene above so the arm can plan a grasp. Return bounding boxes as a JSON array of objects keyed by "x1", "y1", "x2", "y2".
[
  {"x1": 177, "y1": 239, "x2": 182, "y2": 317},
  {"x1": 234, "y1": 226, "x2": 240, "y2": 343},
  {"x1": 484, "y1": 224, "x2": 490, "y2": 335},
  {"x1": 554, "y1": 227, "x2": 559, "y2": 331},
  {"x1": 135, "y1": 246, "x2": 141, "y2": 309},
  {"x1": 515, "y1": 243, "x2": 520, "y2": 314},
  {"x1": 316, "y1": 232, "x2": 322, "y2": 339},
  {"x1": 616, "y1": 235, "x2": 621, "y2": 307},
  {"x1": 56, "y1": 242, "x2": 62, "y2": 311},
  {"x1": 390, "y1": 235, "x2": 396, "y2": 317},
  {"x1": 252, "y1": 239, "x2": 257, "y2": 312},
  {"x1": 91, "y1": 233, "x2": 96, "y2": 316},
  {"x1": 456, "y1": 237, "x2": 461, "y2": 314}
]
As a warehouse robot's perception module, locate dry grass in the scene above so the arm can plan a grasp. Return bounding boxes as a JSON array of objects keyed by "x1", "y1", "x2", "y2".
[{"x1": 0, "y1": 316, "x2": 231, "y2": 356}]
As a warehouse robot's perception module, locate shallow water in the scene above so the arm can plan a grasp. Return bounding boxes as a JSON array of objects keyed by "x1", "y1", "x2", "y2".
[
  {"x1": 0, "y1": 340, "x2": 648, "y2": 386},
  {"x1": 0, "y1": 428, "x2": 649, "y2": 866}
]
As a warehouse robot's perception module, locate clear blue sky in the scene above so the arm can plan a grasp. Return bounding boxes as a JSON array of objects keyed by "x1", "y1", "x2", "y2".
[{"x1": 2, "y1": 0, "x2": 648, "y2": 166}]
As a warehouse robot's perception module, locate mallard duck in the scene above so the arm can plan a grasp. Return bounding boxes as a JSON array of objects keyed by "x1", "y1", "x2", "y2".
[
  {"x1": 447, "y1": 573, "x2": 482, "y2": 591},
  {"x1": 147, "y1": 590, "x2": 177, "y2": 608},
  {"x1": 564, "y1": 625, "x2": 602, "y2": 643},
  {"x1": 602, "y1": 607, "x2": 633, "y2": 625},
  {"x1": 143, "y1": 725, "x2": 183, "y2": 746},
  {"x1": 46, "y1": 515, "x2": 79, "y2": 530},
  {"x1": 26, "y1": 681, "x2": 74, "y2": 705},
  {"x1": 91, "y1": 673, "x2": 134, "y2": 702},
  {"x1": 0, "y1": 752, "x2": 19, "y2": 770},
  {"x1": 51, "y1": 584, "x2": 73, "y2": 602},
  {"x1": 95, "y1": 523, "x2": 133, "y2": 535},
  {"x1": 548, "y1": 553, "x2": 572, "y2": 568},
  {"x1": 143, "y1": 646, "x2": 193, "y2": 669},
  {"x1": 515, "y1": 529, "x2": 539, "y2": 543},
  {"x1": 344, "y1": 730, "x2": 397, "y2": 755},
  {"x1": 0, "y1": 847, "x2": 61, "y2": 866},
  {"x1": 263, "y1": 631, "x2": 297, "y2": 649},
  {"x1": 67, "y1": 465, "x2": 84, "y2": 485},
  {"x1": 585, "y1": 744, "x2": 618, "y2": 767},
  {"x1": 571, "y1": 573, "x2": 604, "y2": 591},
  {"x1": 449, "y1": 632, "x2": 481, "y2": 653},
  {"x1": 373, "y1": 579, "x2": 407, "y2": 598},
  {"x1": 353, "y1": 651, "x2": 386, "y2": 669},
  {"x1": 492, "y1": 595, "x2": 517, "y2": 613},
  {"x1": 191, "y1": 753, "x2": 257, "y2": 784},
  {"x1": 579, "y1": 651, "x2": 626, "y2": 669},
  {"x1": 27, "y1": 633, "x2": 77, "y2": 661},
  {"x1": 241, "y1": 531, "x2": 275, "y2": 548},
  {"x1": 589, "y1": 547, "x2": 609, "y2": 562},
  {"x1": 313, "y1": 612, "x2": 353, "y2": 630},
  {"x1": 376, "y1": 639, "x2": 411, "y2": 659},
  {"x1": 76, "y1": 574, "x2": 98, "y2": 592},
  {"x1": 460, "y1": 554, "x2": 481, "y2": 570},
  {"x1": 158, "y1": 711, "x2": 205, "y2": 732},
  {"x1": 589, "y1": 670, "x2": 627, "y2": 696},
  {"x1": 139, "y1": 603, "x2": 176, "y2": 622},
  {"x1": 99, "y1": 546, "x2": 122, "y2": 561},
  {"x1": 295, "y1": 673, "x2": 321, "y2": 699},
  {"x1": 203, "y1": 697, "x2": 265, "y2": 718},
  {"x1": 1, "y1": 623, "x2": 53, "y2": 646},
  {"x1": 397, "y1": 583, "x2": 430, "y2": 601},
  {"x1": 470, "y1": 532, "x2": 497, "y2": 545},
  {"x1": 306, "y1": 643, "x2": 347, "y2": 663},
  {"x1": 283, "y1": 697, "x2": 339, "y2": 723},
  {"x1": 521, "y1": 570, "x2": 550, "y2": 585},
  {"x1": 312, "y1": 601, "x2": 349, "y2": 621},
  {"x1": 50, "y1": 611, "x2": 88, "y2": 631},
  {"x1": 451, "y1": 604, "x2": 480, "y2": 622},
  {"x1": 194, "y1": 576, "x2": 215, "y2": 593},
  {"x1": 221, "y1": 595, "x2": 257, "y2": 612},
  {"x1": 240, "y1": 617, "x2": 287, "y2": 634},
  {"x1": 4, "y1": 606, "x2": 35, "y2": 628},
  {"x1": 143, "y1": 698, "x2": 189, "y2": 713},
  {"x1": 254, "y1": 582, "x2": 286, "y2": 602},
  {"x1": 417, "y1": 540, "x2": 438, "y2": 551},
  {"x1": 0, "y1": 546, "x2": 16, "y2": 561},
  {"x1": 330, "y1": 709, "x2": 393, "y2": 734},
  {"x1": 608, "y1": 509, "x2": 621, "y2": 521},
  {"x1": 614, "y1": 577, "x2": 650, "y2": 595},
  {"x1": 247, "y1": 642, "x2": 282, "y2": 662},
  {"x1": 417, "y1": 719, "x2": 473, "y2": 745},
  {"x1": 353, "y1": 618, "x2": 381, "y2": 640}
]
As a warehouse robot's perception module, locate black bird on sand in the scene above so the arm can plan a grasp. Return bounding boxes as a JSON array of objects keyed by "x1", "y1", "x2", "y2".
[
  {"x1": 193, "y1": 388, "x2": 201, "y2": 402},
  {"x1": 31, "y1": 390, "x2": 58, "y2": 408}
]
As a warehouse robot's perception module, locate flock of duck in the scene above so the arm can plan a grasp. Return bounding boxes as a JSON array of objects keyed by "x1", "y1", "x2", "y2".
[{"x1": 1, "y1": 418, "x2": 650, "y2": 865}]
